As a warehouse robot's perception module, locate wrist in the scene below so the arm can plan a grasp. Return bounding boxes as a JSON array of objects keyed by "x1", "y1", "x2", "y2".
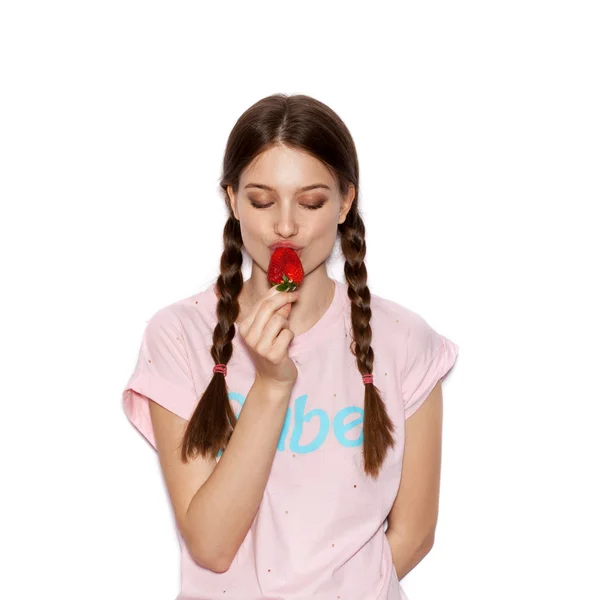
[{"x1": 253, "y1": 376, "x2": 294, "y2": 400}]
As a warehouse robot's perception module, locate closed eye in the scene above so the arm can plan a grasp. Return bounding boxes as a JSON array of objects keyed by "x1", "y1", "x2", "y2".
[{"x1": 249, "y1": 201, "x2": 325, "y2": 210}]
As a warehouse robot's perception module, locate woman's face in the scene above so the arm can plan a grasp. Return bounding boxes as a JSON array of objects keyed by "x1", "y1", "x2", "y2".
[{"x1": 227, "y1": 144, "x2": 355, "y2": 279}]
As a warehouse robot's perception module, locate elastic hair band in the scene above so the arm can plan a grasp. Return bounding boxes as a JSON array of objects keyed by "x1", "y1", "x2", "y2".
[
  {"x1": 213, "y1": 363, "x2": 227, "y2": 376},
  {"x1": 362, "y1": 374, "x2": 373, "y2": 385}
]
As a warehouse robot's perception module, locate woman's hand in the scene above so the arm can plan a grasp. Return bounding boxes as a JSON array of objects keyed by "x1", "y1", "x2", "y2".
[{"x1": 237, "y1": 285, "x2": 300, "y2": 388}]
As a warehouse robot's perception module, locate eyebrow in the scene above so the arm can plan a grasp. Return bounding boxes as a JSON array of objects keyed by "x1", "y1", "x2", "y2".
[{"x1": 244, "y1": 183, "x2": 331, "y2": 192}]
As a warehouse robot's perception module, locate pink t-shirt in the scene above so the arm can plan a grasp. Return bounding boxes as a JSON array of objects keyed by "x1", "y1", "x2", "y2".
[{"x1": 122, "y1": 277, "x2": 459, "y2": 600}]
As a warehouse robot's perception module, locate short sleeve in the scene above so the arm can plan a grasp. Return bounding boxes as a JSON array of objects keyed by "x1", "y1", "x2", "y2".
[
  {"x1": 401, "y1": 313, "x2": 459, "y2": 419},
  {"x1": 122, "y1": 307, "x2": 198, "y2": 449}
]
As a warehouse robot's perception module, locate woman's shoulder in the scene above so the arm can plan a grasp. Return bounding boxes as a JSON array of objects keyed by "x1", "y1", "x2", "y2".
[
  {"x1": 368, "y1": 287, "x2": 432, "y2": 336},
  {"x1": 145, "y1": 281, "x2": 218, "y2": 338},
  {"x1": 368, "y1": 286, "x2": 459, "y2": 380}
]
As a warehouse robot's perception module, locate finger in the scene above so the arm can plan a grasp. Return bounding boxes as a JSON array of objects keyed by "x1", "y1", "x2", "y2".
[
  {"x1": 276, "y1": 301, "x2": 292, "y2": 318},
  {"x1": 256, "y1": 313, "x2": 289, "y2": 354},
  {"x1": 243, "y1": 285, "x2": 282, "y2": 325},
  {"x1": 246, "y1": 290, "x2": 298, "y2": 344},
  {"x1": 244, "y1": 285, "x2": 297, "y2": 327},
  {"x1": 247, "y1": 292, "x2": 297, "y2": 344},
  {"x1": 270, "y1": 326, "x2": 295, "y2": 358}
]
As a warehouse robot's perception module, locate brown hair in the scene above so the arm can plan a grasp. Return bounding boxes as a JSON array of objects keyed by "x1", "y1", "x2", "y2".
[{"x1": 180, "y1": 93, "x2": 395, "y2": 479}]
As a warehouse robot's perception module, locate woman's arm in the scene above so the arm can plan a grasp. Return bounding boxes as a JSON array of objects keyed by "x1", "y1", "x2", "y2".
[
  {"x1": 150, "y1": 376, "x2": 292, "y2": 572},
  {"x1": 386, "y1": 526, "x2": 435, "y2": 581},
  {"x1": 385, "y1": 380, "x2": 443, "y2": 579}
]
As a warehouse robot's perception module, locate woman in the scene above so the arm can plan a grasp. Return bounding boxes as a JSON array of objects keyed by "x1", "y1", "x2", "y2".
[{"x1": 122, "y1": 93, "x2": 459, "y2": 600}]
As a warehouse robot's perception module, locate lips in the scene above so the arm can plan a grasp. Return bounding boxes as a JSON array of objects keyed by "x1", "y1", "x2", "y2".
[{"x1": 270, "y1": 243, "x2": 303, "y2": 256}]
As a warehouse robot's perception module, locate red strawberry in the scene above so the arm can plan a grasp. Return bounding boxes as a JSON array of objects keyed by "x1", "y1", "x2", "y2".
[{"x1": 268, "y1": 247, "x2": 304, "y2": 291}]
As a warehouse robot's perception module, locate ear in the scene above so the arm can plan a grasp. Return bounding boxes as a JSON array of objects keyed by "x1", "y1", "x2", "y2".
[
  {"x1": 338, "y1": 183, "x2": 356, "y2": 225},
  {"x1": 227, "y1": 185, "x2": 239, "y2": 221}
]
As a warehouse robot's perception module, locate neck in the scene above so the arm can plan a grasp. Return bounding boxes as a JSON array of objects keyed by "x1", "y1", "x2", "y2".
[{"x1": 239, "y1": 267, "x2": 335, "y2": 336}]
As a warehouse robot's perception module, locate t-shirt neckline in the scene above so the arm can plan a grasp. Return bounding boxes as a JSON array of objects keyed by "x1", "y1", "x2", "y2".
[{"x1": 285, "y1": 277, "x2": 346, "y2": 356}]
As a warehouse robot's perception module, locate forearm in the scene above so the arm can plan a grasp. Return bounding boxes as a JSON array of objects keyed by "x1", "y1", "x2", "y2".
[
  {"x1": 386, "y1": 527, "x2": 434, "y2": 581},
  {"x1": 186, "y1": 376, "x2": 292, "y2": 571}
]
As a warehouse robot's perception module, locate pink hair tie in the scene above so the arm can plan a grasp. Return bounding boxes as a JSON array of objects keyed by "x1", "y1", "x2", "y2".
[
  {"x1": 213, "y1": 363, "x2": 227, "y2": 376},
  {"x1": 362, "y1": 373, "x2": 373, "y2": 385}
]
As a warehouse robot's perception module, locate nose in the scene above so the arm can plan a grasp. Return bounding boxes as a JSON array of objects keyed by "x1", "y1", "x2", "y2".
[{"x1": 274, "y1": 204, "x2": 299, "y2": 238}]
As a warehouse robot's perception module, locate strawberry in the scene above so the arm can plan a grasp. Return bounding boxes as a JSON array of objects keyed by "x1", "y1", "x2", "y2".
[{"x1": 267, "y1": 247, "x2": 304, "y2": 292}]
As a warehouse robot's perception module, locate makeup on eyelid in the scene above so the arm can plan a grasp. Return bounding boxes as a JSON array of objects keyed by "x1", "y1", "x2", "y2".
[{"x1": 248, "y1": 196, "x2": 327, "y2": 210}]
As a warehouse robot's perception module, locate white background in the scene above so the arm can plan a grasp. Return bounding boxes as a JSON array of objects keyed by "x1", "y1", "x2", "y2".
[{"x1": 1, "y1": 1, "x2": 598, "y2": 599}]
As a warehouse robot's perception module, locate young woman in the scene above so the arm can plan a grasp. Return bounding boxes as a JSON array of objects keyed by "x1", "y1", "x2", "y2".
[{"x1": 122, "y1": 93, "x2": 459, "y2": 600}]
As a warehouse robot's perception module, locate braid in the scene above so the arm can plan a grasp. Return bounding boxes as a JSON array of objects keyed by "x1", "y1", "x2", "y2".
[
  {"x1": 340, "y1": 211, "x2": 396, "y2": 479},
  {"x1": 180, "y1": 216, "x2": 243, "y2": 462}
]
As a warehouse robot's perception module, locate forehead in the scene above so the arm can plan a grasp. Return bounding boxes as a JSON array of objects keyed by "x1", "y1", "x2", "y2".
[{"x1": 241, "y1": 144, "x2": 335, "y2": 192}]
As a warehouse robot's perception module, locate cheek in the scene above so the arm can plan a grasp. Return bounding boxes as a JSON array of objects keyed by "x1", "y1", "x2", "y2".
[
  {"x1": 238, "y1": 209, "x2": 267, "y2": 239},
  {"x1": 307, "y1": 203, "x2": 336, "y2": 228},
  {"x1": 303, "y1": 216, "x2": 339, "y2": 260},
  {"x1": 309, "y1": 212, "x2": 339, "y2": 241}
]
